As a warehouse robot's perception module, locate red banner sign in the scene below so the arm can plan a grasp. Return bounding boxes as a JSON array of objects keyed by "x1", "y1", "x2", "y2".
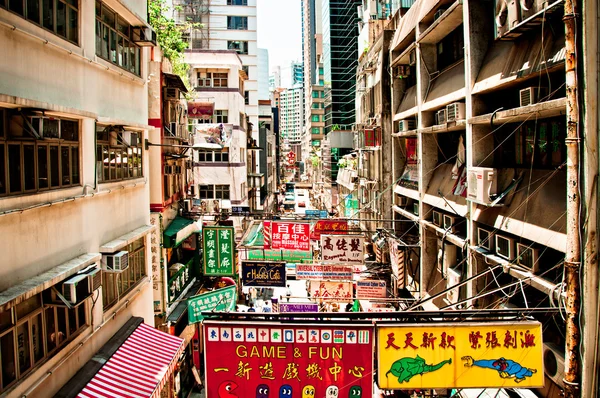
[
  {"x1": 310, "y1": 219, "x2": 349, "y2": 241},
  {"x1": 203, "y1": 322, "x2": 374, "y2": 397},
  {"x1": 188, "y1": 102, "x2": 214, "y2": 119},
  {"x1": 271, "y1": 222, "x2": 310, "y2": 251}
]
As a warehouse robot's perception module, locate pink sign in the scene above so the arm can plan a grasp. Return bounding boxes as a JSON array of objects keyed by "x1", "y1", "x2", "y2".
[{"x1": 271, "y1": 222, "x2": 311, "y2": 251}]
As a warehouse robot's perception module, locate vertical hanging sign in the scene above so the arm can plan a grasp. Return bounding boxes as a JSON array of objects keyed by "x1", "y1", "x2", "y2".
[{"x1": 203, "y1": 226, "x2": 235, "y2": 276}]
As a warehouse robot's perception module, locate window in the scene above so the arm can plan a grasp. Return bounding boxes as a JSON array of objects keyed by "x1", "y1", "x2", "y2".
[
  {"x1": 319, "y1": 80, "x2": 324, "y2": 85},
  {"x1": 215, "y1": 184, "x2": 230, "y2": 199},
  {"x1": 311, "y1": 115, "x2": 320, "y2": 122},
  {"x1": 227, "y1": 0, "x2": 247, "y2": 4},
  {"x1": 197, "y1": 149, "x2": 229, "y2": 162},
  {"x1": 0, "y1": 292, "x2": 87, "y2": 392},
  {"x1": 95, "y1": 1, "x2": 141, "y2": 76},
  {"x1": 437, "y1": 25, "x2": 464, "y2": 71},
  {"x1": 214, "y1": 150, "x2": 229, "y2": 162},
  {"x1": 197, "y1": 152, "x2": 212, "y2": 162},
  {"x1": 312, "y1": 127, "x2": 320, "y2": 135},
  {"x1": 0, "y1": 110, "x2": 80, "y2": 196},
  {"x1": 244, "y1": 91, "x2": 250, "y2": 105},
  {"x1": 96, "y1": 124, "x2": 143, "y2": 182},
  {"x1": 0, "y1": 0, "x2": 78, "y2": 43},
  {"x1": 228, "y1": 40, "x2": 248, "y2": 55},
  {"x1": 214, "y1": 110, "x2": 228, "y2": 124},
  {"x1": 242, "y1": 65, "x2": 249, "y2": 78},
  {"x1": 102, "y1": 237, "x2": 146, "y2": 309},
  {"x1": 227, "y1": 16, "x2": 248, "y2": 30},
  {"x1": 199, "y1": 184, "x2": 230, "y2": 199},
  {"x1": 196, "y1": 72, "x2": 228, "y2": 88},
  {"x1": 312, "y1": 91, "x2": 318, "y2": 99}
]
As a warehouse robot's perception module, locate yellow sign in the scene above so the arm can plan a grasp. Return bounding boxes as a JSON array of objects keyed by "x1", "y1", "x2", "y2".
[{"x1": 377, "y1": 322, "x2": 544, "y2": 389}]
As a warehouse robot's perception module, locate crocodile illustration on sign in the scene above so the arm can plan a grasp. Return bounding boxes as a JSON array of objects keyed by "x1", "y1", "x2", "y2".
[{"x1": 386, "y1": 355, "x2": 452, "y2": 383}]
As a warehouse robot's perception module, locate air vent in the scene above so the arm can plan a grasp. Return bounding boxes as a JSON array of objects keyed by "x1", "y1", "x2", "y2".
[
  {"x1": 495, "y1": 235, "x2": 516, "y2": 260},
  {"x1": 446, "y1": 103, "x2": 465, "y2": 122},
  {"x1": 436, "y1": 109, "x2": 446, "y2": 125},
  {"x1": 432, "y1": 210, "x2": 442, "y2": 227},
  {"x1": 477, "y1": 227, "x2": 494, "y2": 251},
  {"x1": 443, "y1": 214, "x2": 458, "y2": 233},
  {"x1": 519, "y1": 87, "x2": 548, "y2": 107},
  {"x1": 102, "y1": 251, "x2": 129, "y2": 272},
  {"x1": 398, "y1": 119, "x2": 416, "y2": 132},
  {"x1": 516, "y1": 243, "x2": 539, "y2": 272}
]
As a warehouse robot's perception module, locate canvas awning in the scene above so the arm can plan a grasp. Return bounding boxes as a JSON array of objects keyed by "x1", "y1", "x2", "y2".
[
  {"x1": 163, "y1": 73, "x2": 188, "y2": 93},
  {"x1": 163, "y1": 216, "x2": 201, "y2": 248}
]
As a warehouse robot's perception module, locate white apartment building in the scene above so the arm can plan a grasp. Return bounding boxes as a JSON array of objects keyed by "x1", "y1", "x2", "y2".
[
  {"x1": 280, "y1": 85, "x2": 304, "y2": 148},
  {"x1": 0, "y1": 0, "x2": 185, "y2": 396}
]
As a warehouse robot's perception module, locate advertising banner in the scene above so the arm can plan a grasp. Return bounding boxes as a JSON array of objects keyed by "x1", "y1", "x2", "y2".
[
  {"x1": 279, "y1": 303, "x2": 320, "y2": 313},
  {"x1": 187, "y1": 285, "x2": 237, "y2": 324},
  {"x1": 377, "y1": 322, "x2": 544, "y2": 389},
  {"x1": 247, "y1": 249, "x2": 313, "y2": 263},
  {"x1": 203, "y1": 226, "x2": 235, "y2": 276},
  {"x1": 308, "y1": 281, "x2": 353, "y2": 301},
  {"x1": 321, "y1": 235, "x2": 365, "y2": 264},
  {"x1": 310, "y1": 219, "x2": 348, "y2": 241},
  {"x1": 241, "y1": 261, "x2": 286, "y2": 288},
  {"x1": 271, "y1": 222, "x2": 310, "y2": 251},
  {"x1": 296, "y1": 264, "x2": 353, "y2": 281},
  {"x1": 356, "y1": 280, "x2": 387, "y2": 298},
  {"x1": 203, "y1": 321, "x2": 374, "y2": 397}
]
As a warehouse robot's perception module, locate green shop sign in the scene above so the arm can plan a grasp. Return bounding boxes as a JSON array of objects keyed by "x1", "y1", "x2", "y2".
[
  {"x1": 203, "y1": 226, "x2": 235, "y2": 276},
  {"x1": 187, "y1": 285, "x2": 237, "y2": 324},
  {"x1": 167, "y1": 258, "x2": 193, "y2": 304},
  {"x1": 248, "y1": 249, "x2": 312, "y2": 263}
]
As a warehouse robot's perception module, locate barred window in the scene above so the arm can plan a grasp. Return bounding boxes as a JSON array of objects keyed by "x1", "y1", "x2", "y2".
[
  {"x1": 102, "y1": 237, "x2": 146, "y2": 309},
  {"x1": 96, "y1": 124, "x2": 143, "y2": 182},
  {"x1": 196, "y1": 72, "x2": 228, "y2": 88}
]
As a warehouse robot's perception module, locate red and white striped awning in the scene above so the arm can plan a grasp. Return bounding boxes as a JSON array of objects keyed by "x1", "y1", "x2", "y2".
[{"x1": 77, "y1": 323, "x2": 184, "y2": 398}]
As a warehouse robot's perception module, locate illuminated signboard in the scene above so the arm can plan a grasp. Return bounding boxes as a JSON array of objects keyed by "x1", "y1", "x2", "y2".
[{"x1": 377, "y1": 322, "x2": 544, "y2": 389}]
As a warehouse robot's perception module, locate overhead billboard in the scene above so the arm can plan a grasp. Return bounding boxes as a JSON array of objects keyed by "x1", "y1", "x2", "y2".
[
  {"x1": 308, "y1": 281, "x2": 353, "y2": 301},
  {"x1": 241, "y1": 261, "x2": 286, "y2": 287},
  {"x1": 187, "y1": 285, "x2": 237, "y2": 324},
  {"x1": 310, "y1": 219, "x2": 348, "y2": 240},
  {"x1": 279, "y1": 303, "x2": 319, "y2": 313},
  {"x1": 271, "y1": 222, "x2": 311, "y2": 251},
  {"x1": 296, "y1": 264, "x2": 353, "y2": 281},
  {"x1": 356, "y1": 280, "x2": 387, "y2": 298},
  {"x1": 377, "y1": 322, "x2": 544, "y2": 389},
  {"x1": 203, "y1": 322, "x2": 374, "y2": 397},
  {"x1": 321, "y1": 235, "x2": 365, "y2": 264},
  {"x1": 203, "y1": 226, "x2": 235, "y2": 276}
]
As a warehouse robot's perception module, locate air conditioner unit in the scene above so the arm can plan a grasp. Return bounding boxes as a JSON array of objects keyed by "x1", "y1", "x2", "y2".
[
  {"x1": 516, "y1": 243, "x2": 540, "y2": 272},
  {"x1": 443, "y1": 214, "x2": 458, "y2": 233},
  {"x1": 102, "y1": 251, "x2": 129, "y2": 272},
  {"x1": 446, "y1": 267, "x2": 461, "y2": 304},
  {"x1": 543, "y1": 342, "x2": 565, "y2": 388},
  {"x1": 398, "y1": 119, "x2": 416, "y2": 132},
  {"x1": 164, "y1": 87, "x2": 180, "y2": 101},
  {"x1": 434, "y1": 8, "x2": 447, "y2": 21},
  {"x1": 409, "y1": 49, "x2": 416, "y2": 66},
  {"x1": 397, "y1": 196, "x2": 408, "y2": 207},
  {"x1": 183, "y1": 199, "x2": 192, "y2": 213},
  {"x1": 520, "y1": 0, "x2": 545, "y2": 20},
  {"x1": 436, "y1": 109, "x2": 446, "y2": 125},
  {"x1": 495, "y1": 235, "x2": 516, "y2": 260},
  {"x1": 467, "y1": 167, "x2": 498, "y2": 205},
  {"x1": 85, "y1": 267, "x2": 102, "y2": 292},
  {"x1": 61, "y1": 274, "x2": 89, "y2": 304},
  {"x1": 519, "y1": 87, "x2": 548, "y2": 107},
  {"x1": 131, "y1": 26, "x2": 157, "y2": 47},
  {"x1": 495, "y1": 0, "x2": 520, "y2": 38},
  {"x1": 478, "y1": 227, "x2": 494, "y2": 251},
  {"x1": 413, "y1": 202, "x2": 419, "y2": 216},
  {"x1": 446, "y1": 102, "x2": 465, "y2": 122},
  {"x1": 395, "y1": 65, "x2": 411, "y2": 78},
  {"x1": 432, "y1": 210, "x2": 443, "y2": 227}
]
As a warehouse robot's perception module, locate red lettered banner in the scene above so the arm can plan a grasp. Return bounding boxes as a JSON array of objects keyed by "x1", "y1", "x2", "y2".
[
  {"x1": 310, "y1": 219, "x2": 349, "y2": 241},
  {"x1": 271, "y1": 222, "x2": 310, "y2": 251},
  {"x1": 203, "y1": 322, "x2": 374, "y2": 397}
]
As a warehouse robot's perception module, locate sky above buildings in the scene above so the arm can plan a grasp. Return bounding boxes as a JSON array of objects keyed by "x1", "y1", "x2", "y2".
[{"x1": 257, "y1": 0, "x2": 302, "y2": 80}]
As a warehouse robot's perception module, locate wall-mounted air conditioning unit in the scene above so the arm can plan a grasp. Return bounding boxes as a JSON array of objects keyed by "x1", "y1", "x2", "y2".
[
  {"x1": 446, "y1": 267, "x2": 461, "y2": 304},
  {"x1": 164, "y1": 87, "x2": 180, "y2": 101},
  {"x1": 519, "y1": 87, "x2": 548, "y2": 107},
  {"x1": 398, "y1": 119, "x2": 416, "y2": 132},
  {"x1": 436, "y1": 109, "x2": 446, "y2": 125},
  {"x1": 495, "y1": 235, "x2": 516, "y2": 260},
  {"x1": 477, "y1": 227, "x2": 494, "y2": 251},
  {"x1": 102, "y1": 251, "x2": 129, "y2": 272},
  {"x1": 395, "y1": 65, "x2": 411, "y2": 78},
  {"x1": 413, "y1": 202, "x2": 419, "y2": 216},
  {"x1": 543, "y1": 342, "x2": 565, "y2": 388},
  {"x1": 443, "y1": 214, "x2": 459, "y2": 234},
  {"x1": 520, "y1": 0, "x2": 545, "y2": 20},
  {"x1": 61, "y1": 274, "x2": 90, "y2": 304},
  {"x1": 85, "y1": 267, "x2": 102, "y2": 292},
  {"x1": 183, "y1": 199, "x2": 192, "y2": 213},
  {"x1": 131, "y1": 26, "x2": 157, "y2": 46},
  {"x1": 467, "y1": 167, "x2": 498, "y2": 205},
  {"x1": 516, "y1": 243, "x2": 539, "y2": 272},
  {"x1": 446, "y1": 103, "x2": 466, "y2": 122},
  {"x1": 432, "y1": 210, "x2": 443, "y2": 227},
  {"x1": 397, "y1": 196, "x2": 408, "y2": 207},
  {"x1": 495, "y1": 0, "x2": 520, "y2": 38}
]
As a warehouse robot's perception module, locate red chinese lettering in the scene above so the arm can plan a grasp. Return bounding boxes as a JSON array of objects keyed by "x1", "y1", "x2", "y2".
[
  {"x1": 403, "y1": 332, "x2": 418, "y2": 349},
  {"x1": 504, "y1": 330, "x2": 517, "y2": 349},
  {"x1": 421, "y1": 332, "x2": 437, "y2": 349},
  {"x1": 385, "y1": 332, "x2": 400, "y2": 350},
  {"x1": 486, "y1": 331, "x2": 501, "y2": 348},
  {"x1": 439, "y1": 332, "x2": 456, "y2": 349},
  {"x1": 469, "y1": 331, "x2": 483, "y2": 349},
  {"x1": 520, "y1": 330, "x2": 536, "y2": 348}
]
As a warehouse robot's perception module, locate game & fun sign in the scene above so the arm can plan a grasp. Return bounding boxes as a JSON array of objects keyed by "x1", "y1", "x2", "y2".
[
  {"x1": 271, "y1": 222, "x2": 310, "y2": 251},
  {"x1": 203, "y1": 226, "x2": 234, "y2": 276},
  {"x1": 295, "y1": 264, "x2": 353, "y2": 281},
  {"x1": 241, "y1": 261, "x2": 286, "y2": 288},
  {"x1": 203, "y1": 321, "x2": 373, "y2": 397},
  {"x1": 377, "y1": 322, "x2": 544, "y2": 389},
  {"x1": 187, "y1": 285, "x2": 237, "y2": 324},
  {"x1": 321, "y1": 235, "x2": 365, "y2": 264}
]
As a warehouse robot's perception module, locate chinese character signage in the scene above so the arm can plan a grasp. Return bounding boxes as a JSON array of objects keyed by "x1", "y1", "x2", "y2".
[
  {"x1": 271, "y1": 222, "x2": 310, "y2": 251},
  {"x1": 241, "y1": 261, "x2": 286, "y2": 288},
  {"x1": 321, "y1": 235, "x2": 364, "y2": 264},
  {"x1": 296, "y1": 264, "x2": 353, "y2": 281},
  {"x1": 203, "y1": 322, "x2": 374, "y2": 397},
  {"x1": 188, "y1": 285, "x2": 237, "y2": 324},
  {"x1": 308, "y1": 281, "x2": 353, "y2": 301},
  {"x1": 167, "y1": 260, "x2": 193, "y2": 303},
  {"x1": 279, "y1": 303, "x2": 319, "y2": 313},
  {"x1": 150, "y1": 214, "x2": 163, "y2": 314},
  {"x1": 311, "y1": 220, "x2": 348, "y2": 241},
  {"x1": 203, "y1": 226, "x2": 235, "y2": 276},
  {"x1": 377, "y1": 322, "x2": 544, "y2": 389},
  {"x1": 248, "y1": 249, "x2": 313, "y2": 263},
  {"x1": 356, "y1": 280, "x2": 387, "y2": 299}
]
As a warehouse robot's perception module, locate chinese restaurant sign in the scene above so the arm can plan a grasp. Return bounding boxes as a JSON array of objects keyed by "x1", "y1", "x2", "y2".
[
  {"x1": 279, "y1": 303, "x2": 319, "y2": 313},
  {"x1": 321, "y1": 235, "x2": 365, "y2": 264},
  {"x1": 203, "y1": 322, "x2": 374, "y2": 397},
  {"x1": 187, "y1": 285, "x2": 237, "y2": 324},
  {"x1": 296, "y1": 264, "x2": 353, "y2": 281},
  {"x1": 241, "y1": 261, "x2": 286, "y2": 288},
  {"x1": 271, "y1": 222, "x2": 310, "y2": 251},
  {"x1": 247, "y1": 249, "x2": 312, "y2": 263},
  {"x1": 167, "y1": 259, "x2": 193, "y2": 303},
  {"x1": 377, "y1": 322, "x2": 544, "y2": 389},
  {"x1": 203, "y1": 226, "x2": 234, "y2": 276},
  {"x1": 310, "y1": 219, "x2": 348, "y2": 240},
  {"x1": 356, "y1": 280, "x2": 387, "y2": 298},
  {"x1": 308, "y1": 281, "x2": 353, "y2": 301}
]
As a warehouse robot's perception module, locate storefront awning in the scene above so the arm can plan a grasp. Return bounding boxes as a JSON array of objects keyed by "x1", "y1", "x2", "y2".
[
  {"x1": 163, "y1": 216, "x2": 201, "y2": 248},
  {"x1": 77, "y1": 322, "x2": 184, "y2": 398}
]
